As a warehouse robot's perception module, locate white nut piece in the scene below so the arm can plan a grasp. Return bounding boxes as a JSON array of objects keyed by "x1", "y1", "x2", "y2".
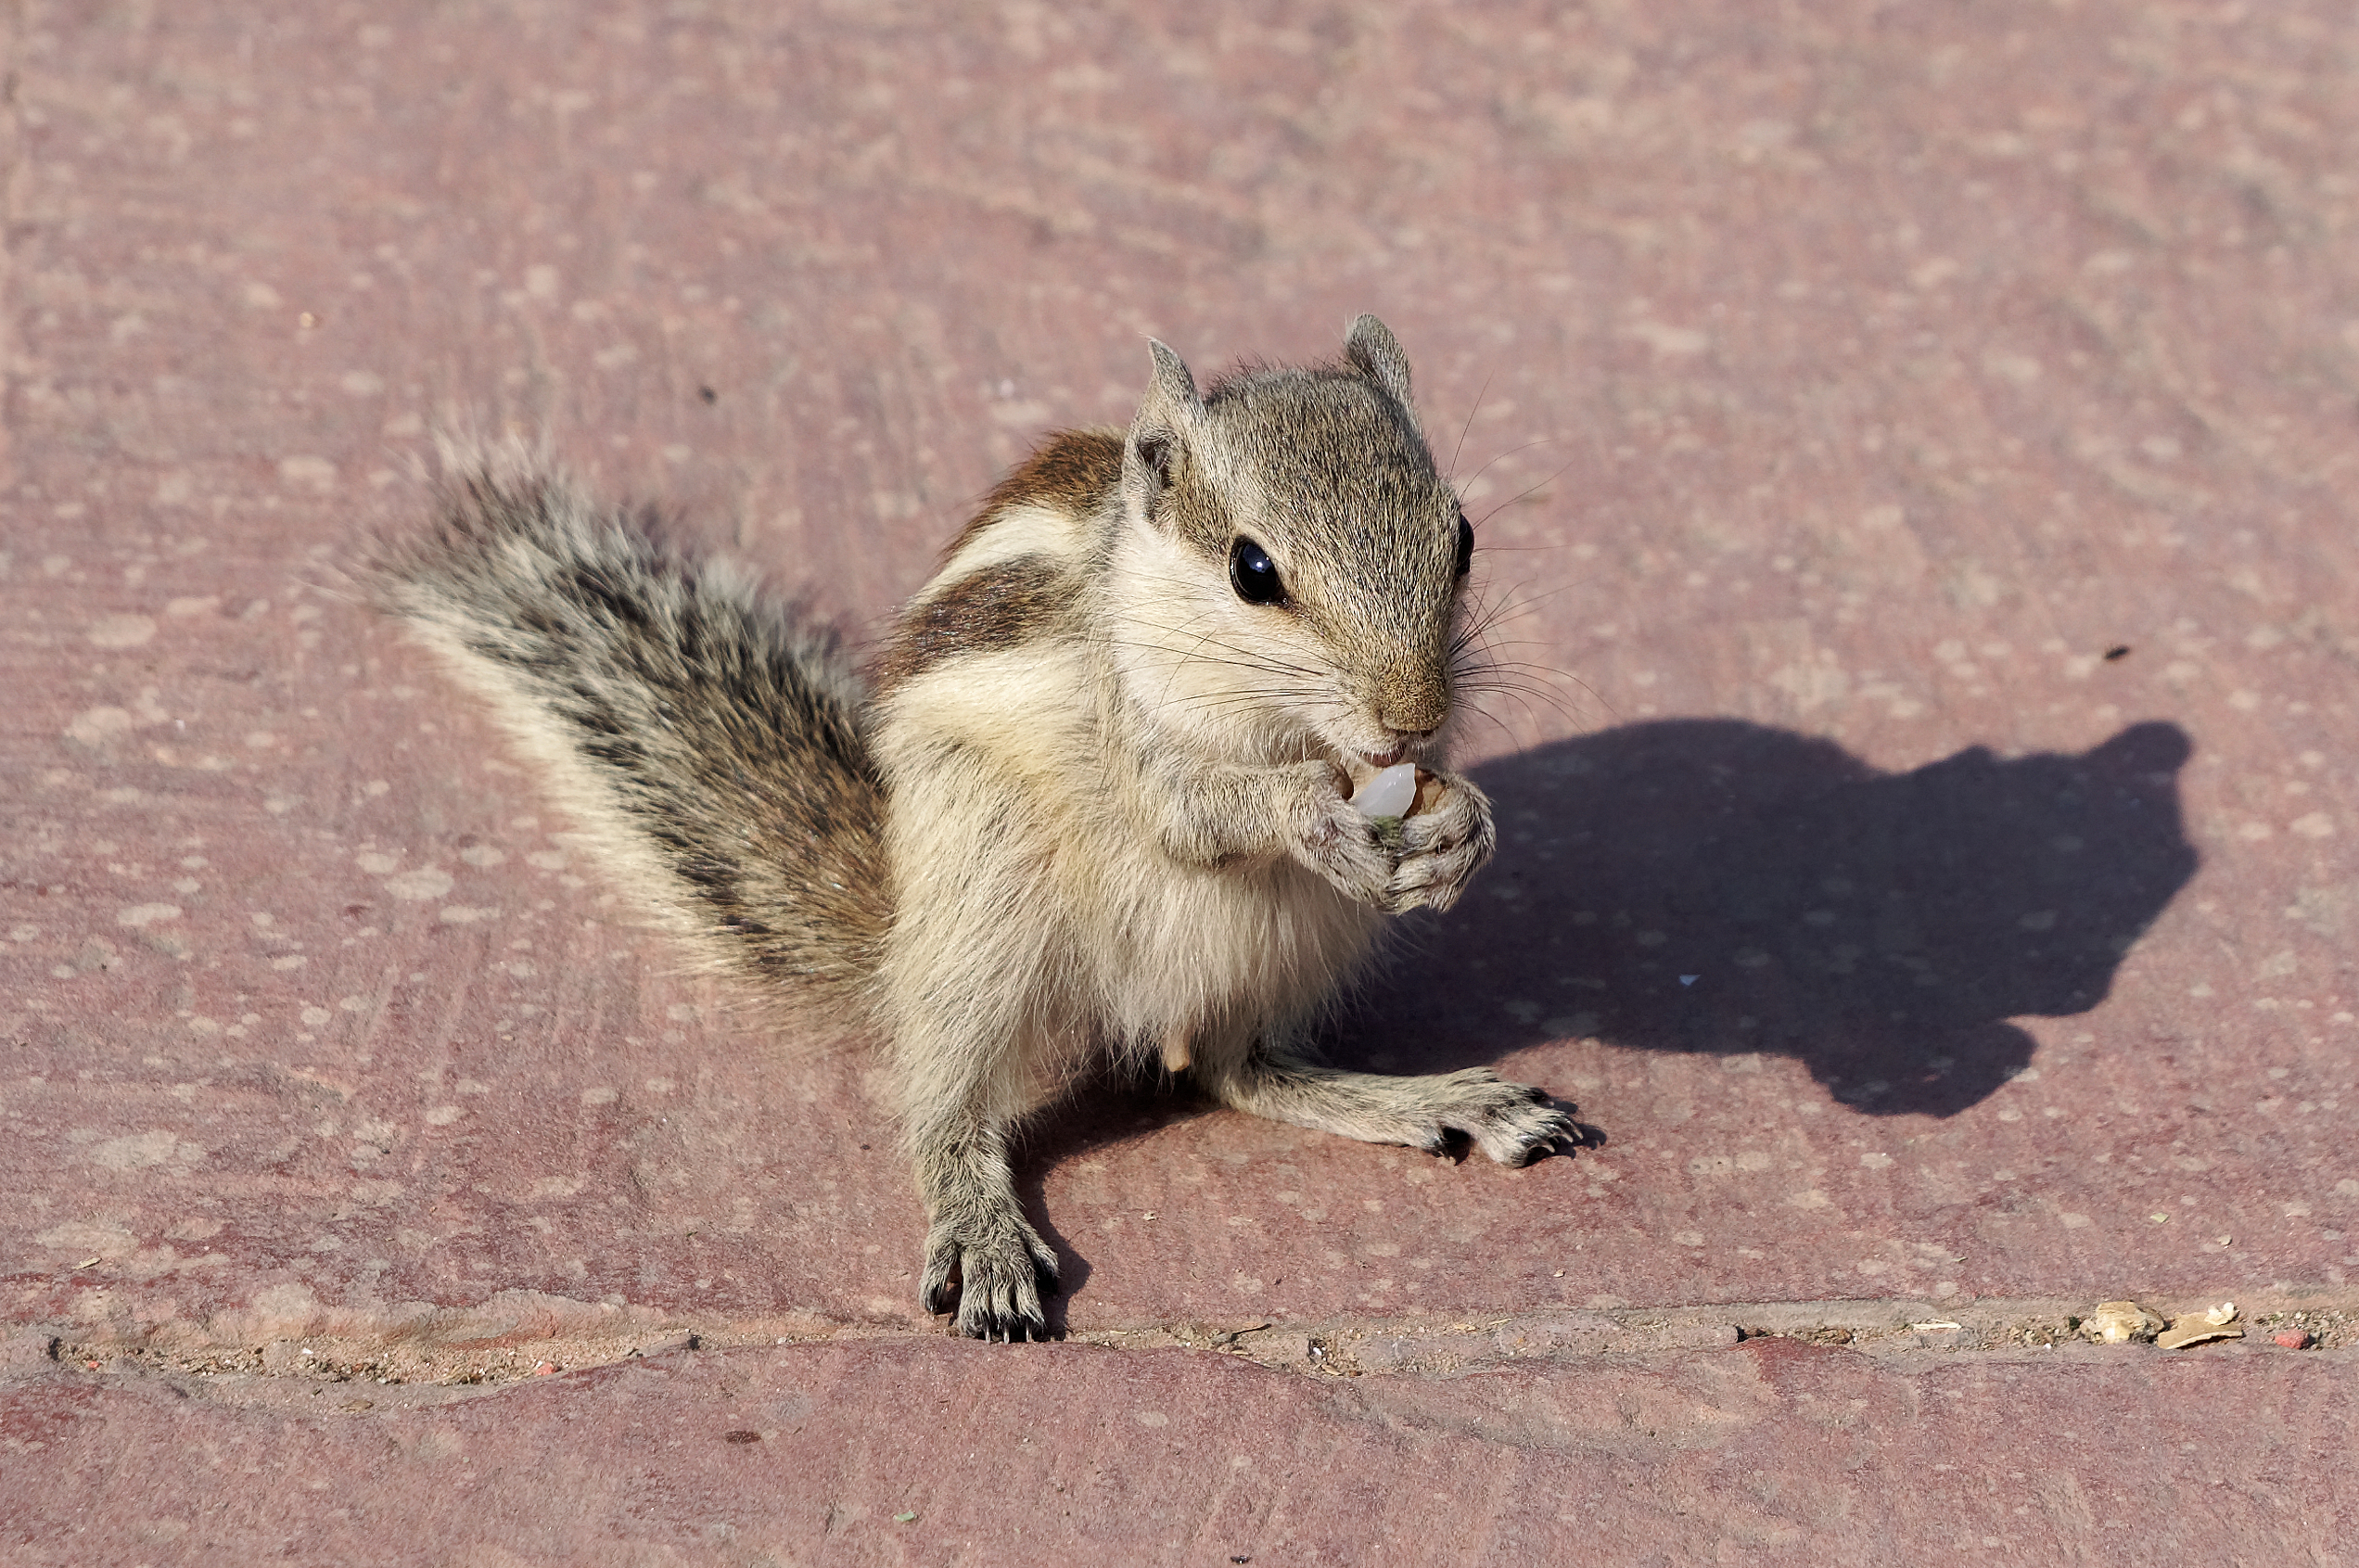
[{"x1": 1351, "y1": 762, "x2": 1419, "y2": 820}]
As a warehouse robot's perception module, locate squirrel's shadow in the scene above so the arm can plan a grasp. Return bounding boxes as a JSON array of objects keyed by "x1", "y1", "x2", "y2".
[
  {"x1": 1011, "y1": 718, "x2": 2197, "y2": 1331},
  {"x1": 1344, "y1": 717, "x2": 2198, "y2": 1117}
]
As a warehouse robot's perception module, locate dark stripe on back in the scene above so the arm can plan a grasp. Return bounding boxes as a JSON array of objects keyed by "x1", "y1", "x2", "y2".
[{"x1": 873, "y1": 555, "x2": 1079, "y2": 695}]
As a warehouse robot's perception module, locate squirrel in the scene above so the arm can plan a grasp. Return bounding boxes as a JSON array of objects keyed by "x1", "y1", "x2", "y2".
[{"x1": 372, "y1": 315, "x2": 1577, "y2": 1341}]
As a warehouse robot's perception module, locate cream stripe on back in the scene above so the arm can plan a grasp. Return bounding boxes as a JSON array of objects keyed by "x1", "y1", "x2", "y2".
[{"x1": 926, "y1": 503, "x2": 1087, "y2": 597}]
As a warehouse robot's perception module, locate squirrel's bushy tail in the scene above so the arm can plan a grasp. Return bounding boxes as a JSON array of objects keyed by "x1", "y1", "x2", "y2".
[{"x1": 371, "y1": 457, "x2": 889, "y2": 998}]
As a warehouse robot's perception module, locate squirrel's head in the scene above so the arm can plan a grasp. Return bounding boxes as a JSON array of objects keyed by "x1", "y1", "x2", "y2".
[{"x1": 1112, "y1": 314, "x2": 1476, "y2": 770}]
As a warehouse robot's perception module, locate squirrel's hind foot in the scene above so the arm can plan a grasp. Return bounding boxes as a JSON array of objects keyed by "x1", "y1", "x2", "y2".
[
  {"x1": 923, "y1": 1209, "x2": 1061, "y2": 1343},
  {"x1": 1430, "y1": 1071, "x2": 1581, "y2": 1166},
  {"x1": 1202, "y1": 1052, "x2": 1580, "y2": 1168}
]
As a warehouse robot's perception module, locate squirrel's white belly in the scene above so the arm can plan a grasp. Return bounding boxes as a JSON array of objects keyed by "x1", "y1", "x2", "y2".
[
  {"x1": 1065, "y1": 827, "x2": 1385, "y2": 1050},
  {"x1": 876, "y1": 644, "x2": 1385, "y2": 1053}
]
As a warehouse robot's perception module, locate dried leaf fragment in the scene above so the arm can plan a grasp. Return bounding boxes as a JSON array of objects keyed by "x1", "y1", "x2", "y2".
[
  {"x1": 2155, "y1": 1305, "x2": 2243, "y2": 1350},
  {"x1": 2154, "y1": 1322, "x2": 2241, "y2": 1349}
]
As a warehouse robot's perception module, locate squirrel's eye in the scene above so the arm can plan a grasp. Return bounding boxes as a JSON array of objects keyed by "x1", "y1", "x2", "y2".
[
  {"x1": 1454, "y1": 513, "x2": 1474, "y2": 578},
  {"x1": 1229, "y1": 537, "x2": 1287, "y2": 606}
]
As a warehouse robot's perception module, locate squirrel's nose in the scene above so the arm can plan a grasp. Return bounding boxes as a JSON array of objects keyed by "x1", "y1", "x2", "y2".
[
  {"x1": 1374, "y1": 668, "x2": 1450, "y2": 746},
  {"x1": 1376, "y1": 698, "x2": 1447, "y2": 741}
]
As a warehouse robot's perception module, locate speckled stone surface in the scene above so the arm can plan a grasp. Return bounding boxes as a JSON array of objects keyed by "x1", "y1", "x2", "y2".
[
  {"x1": 6, "y1": 1336, "x2": 2354, "y2": 1566},
  {"x1": 4, "y1": 0, "x2": 2356, "y2": 1558}
]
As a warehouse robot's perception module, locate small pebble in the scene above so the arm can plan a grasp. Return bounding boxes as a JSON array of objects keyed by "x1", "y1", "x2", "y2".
[
  {"x1": 2272, "y1": 1330, "x2": 2310, "y2": 1350},
  {"x1": 2080, "y1": 1300, "x2": 2161, "y2": 1344}
]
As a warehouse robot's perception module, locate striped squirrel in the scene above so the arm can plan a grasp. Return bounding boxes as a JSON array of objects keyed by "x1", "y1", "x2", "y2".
[{"x1": 374, "y1": 315, "x2": 1576, "y2": 1341}]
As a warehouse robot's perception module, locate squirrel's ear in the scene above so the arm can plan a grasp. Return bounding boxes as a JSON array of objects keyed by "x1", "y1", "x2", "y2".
[
  {"x1": 1137, "y1": 338, "x2": 1204, "y2": 431},
  {"x1": 1123, "y1": 338, "x2": 1204, "y2": 522},
  {"x1": 1344, "y1": 313, "x2": 1421, "y2": 432}
]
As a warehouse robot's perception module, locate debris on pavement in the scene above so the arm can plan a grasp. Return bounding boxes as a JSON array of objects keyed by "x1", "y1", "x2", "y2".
[
  {"x1": 2079, "y1": 1300, "x2": 2162, "y2": 1344},
  {"x1": 2155, "y1": 1304, "x2": 2244, "y2": 1350}
]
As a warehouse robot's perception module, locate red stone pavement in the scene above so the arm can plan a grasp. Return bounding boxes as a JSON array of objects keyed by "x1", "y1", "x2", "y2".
[
  {"x1": 3, "y1": 0, "x2": 2354, "y2": 1561},
  {"x1": 4, "y1": 1332, "x2": 2352, "y2": 1566}
]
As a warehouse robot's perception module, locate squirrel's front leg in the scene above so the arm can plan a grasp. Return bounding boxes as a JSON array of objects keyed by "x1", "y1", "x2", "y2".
[
  {"x1": 1382, "y1": 769, "x2": 1497, "y2": 913},
  {"x1": 1151, "y1": 758, "x2": 1397, "y2": 905},
  {"x1": 1152, "y1": 757, "x2": 1496, "y2": 915}
]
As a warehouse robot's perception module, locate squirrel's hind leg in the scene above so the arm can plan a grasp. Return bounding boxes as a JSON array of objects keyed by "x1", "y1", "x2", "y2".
[
  {"x1": 1192, "y1": 1032, "x2": 1576, "y2": 1167},
  {"x1": 890, "y1": 1006, "x2": 1068, "y2": 1342},
  {"x1": 908, "y1": 1101, "x2": 1061, "y2": 1343}
]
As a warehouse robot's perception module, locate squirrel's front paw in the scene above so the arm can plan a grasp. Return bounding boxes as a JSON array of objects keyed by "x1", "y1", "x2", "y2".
[
  {"x1": 1383, "y1": 771, "x2": 1497, "y2": 912},
  {"x1": 1279, "y1": 760, "x2": 1398, "y2": 908},
  {"x1": 922, "y1": 1210, "x2": 1060, "y2": 1343}
]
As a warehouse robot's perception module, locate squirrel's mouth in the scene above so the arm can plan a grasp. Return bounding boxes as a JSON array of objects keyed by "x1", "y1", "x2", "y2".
[
  {"x1": 1321, "y1": 715, "x2": 1433, "y2": 778},
  {"x1": 1330, "y1": 740, "x2": 1414, "y2": 789}
]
